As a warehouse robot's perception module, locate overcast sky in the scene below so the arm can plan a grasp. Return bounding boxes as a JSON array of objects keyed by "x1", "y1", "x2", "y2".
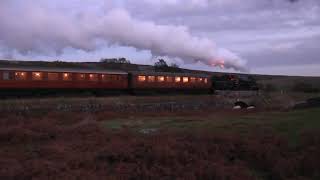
[{"x1": 0, "y1": 0, "x2": 319, "y2": 76}]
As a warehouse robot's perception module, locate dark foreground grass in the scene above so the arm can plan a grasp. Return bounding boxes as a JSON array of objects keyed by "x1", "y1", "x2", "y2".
[{"x1": 0, "y1": 108, "x2": 319, "y2": 180}]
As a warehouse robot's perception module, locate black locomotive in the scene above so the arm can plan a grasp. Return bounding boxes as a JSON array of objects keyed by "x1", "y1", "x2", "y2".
[{"x1": 212, "y1": 74, "x2": 259, "y2": 91}]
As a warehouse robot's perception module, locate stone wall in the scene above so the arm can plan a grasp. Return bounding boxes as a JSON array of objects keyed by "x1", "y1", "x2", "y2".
[{"x1": 0, "y1": 95, "x2": 247, "y2": 114}]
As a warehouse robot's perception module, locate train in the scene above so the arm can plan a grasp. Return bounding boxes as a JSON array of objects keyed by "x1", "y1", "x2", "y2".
[{"x1": 0, "y1": 66, "x2": 258, "y2": 97}]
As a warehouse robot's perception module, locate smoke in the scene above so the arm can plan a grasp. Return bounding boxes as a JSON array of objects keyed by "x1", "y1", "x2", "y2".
[{"x1": 0, "y1": 1, "x2": 247, "y2": 71}]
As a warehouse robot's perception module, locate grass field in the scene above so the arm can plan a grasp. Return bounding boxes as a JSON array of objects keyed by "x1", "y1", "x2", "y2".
[{"x1": 0, "y1": 97, "x2": 319, "y2": 179}]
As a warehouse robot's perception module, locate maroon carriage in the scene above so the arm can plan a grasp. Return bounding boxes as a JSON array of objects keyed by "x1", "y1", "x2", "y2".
[
  {"x1": 129, "y1": 72, "x2": 212, "y2": 93},
  {"x1": 0, "y1": 67, "x2": 128, "y2": 96}
]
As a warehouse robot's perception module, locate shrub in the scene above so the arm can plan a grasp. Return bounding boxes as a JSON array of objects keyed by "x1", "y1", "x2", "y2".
[{"x1": 292, "y1": 82, "x2": 320, "y2": 93}]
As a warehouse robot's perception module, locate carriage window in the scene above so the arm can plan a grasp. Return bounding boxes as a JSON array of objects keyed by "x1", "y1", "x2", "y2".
[
  {"x1": 204, "y1": 78, "x2": 208, "y2": 84},
  {"x1": 183, "y1": 77, "x2": 189, "y2": 83},
  {"x1": 198, "y1": 78, "x2": 203, "y2": 82},
  {"x1": 175, "y1": 77, "x2": 181, "y2": 82},
  {"x1": 48, "y1": 73, "x2": 59, "y2": 81},
  {"x1": 89, "y1": 74, "x2": 98, "y2": 81},
  {"x1": 3, "y1": 72, "x2": 10, "y2": 80},
  {"x1": 148, "y1": 76, "x2": 155, "y2": 82},
  {"x1": 190, "y1": 77, "x2": 196, "y2": 83},
  {"x1": 63, "y1": 73, "x2": 72, "y2": 81},
  {"x1": 15, "y1": 72, "x2": 27, "y2": 80},
  {"x1": 101, "y1": 74, "x2": 108, "y2": 81},
  {"x1": 158, "y1": 76, "x2": 165, "y2": 82},
  {"x1": 166, "y1": 76, "x2": 173, "y2": 82},
  {"x1": 77, "y1": 74, "x2": 86, "y2": 81},
  {"x1": 32, "y1": 72, "x2": 43, "y2": 80},
  {"x1": 138, "y1": 76, "x2": 146, "y2": 82}
]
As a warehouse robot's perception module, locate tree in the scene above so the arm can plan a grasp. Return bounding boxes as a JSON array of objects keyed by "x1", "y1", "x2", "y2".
[
  {"x1": 100, "y1": 57, "x2": 131, "y2": 64},
  {"x1": 154, "y1": 59, "x2": 168, "y2": 68},
  {"x1": 154, "y1": 59, "x2": 183, "y2": 72},
  {"x1": 118, "y1": 57, "x2": 131, "y2": 64}
]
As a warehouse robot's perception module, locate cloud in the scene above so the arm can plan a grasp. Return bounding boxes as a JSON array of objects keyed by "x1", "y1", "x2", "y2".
[
  {"x1": 243, "y1": 35, "x2": 320, "y2": 67},
  {"x1": 0, "y1": 0, "x2": 247, "y2": 71}
]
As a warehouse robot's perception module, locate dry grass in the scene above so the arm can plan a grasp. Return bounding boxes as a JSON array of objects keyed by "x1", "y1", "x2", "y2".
[{"x1": 0, "y1": 107, "x2": 320, "y2": 179}]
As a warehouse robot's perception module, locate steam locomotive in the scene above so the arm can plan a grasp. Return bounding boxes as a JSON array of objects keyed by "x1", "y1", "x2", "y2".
[{"x1": 212, "y1": 74, "x2": 259, "y2": 91}]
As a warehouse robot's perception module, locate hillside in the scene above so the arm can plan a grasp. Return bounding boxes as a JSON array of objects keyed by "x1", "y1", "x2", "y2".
[{"x1": 0, "y1": 59, "x2": 222, "y2": 74}]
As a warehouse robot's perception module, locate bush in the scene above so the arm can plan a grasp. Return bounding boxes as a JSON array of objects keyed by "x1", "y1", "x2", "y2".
[{"x1": 292, "y1": 82, "x2": 320, "y2": 93}]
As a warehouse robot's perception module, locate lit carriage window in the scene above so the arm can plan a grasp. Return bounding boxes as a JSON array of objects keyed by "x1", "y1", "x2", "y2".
[
  {"x1": 3, "y1": 72, "x2": 10, "y2": 80},
  {"x1": 190, "y1": 77, "x2": 196, "y2": 83},
  {"x1": 198, "y1": 78, "x2": 203, "y2": 82},
  {"x1": 48, "y1": 73, "x2": 59, "y2": 81},
  {"x1": 148, "y1": 76, "x2": 155, "y2": 82},
  {"x1": 15, "y1": 72, "x2": 27, "y2": 80},
  {"x1": 138, "y1": 75, "x2": 146, "y2": 82},
  {"x1": 157, "y1": 76, "x2": 165, "y2": 82},
  {"x1": 101, "y1": 74, "x2": 107, "y2": 81},
  {"x1": 204, "y1": 78, "x2": 208, "y2": 84},
  {"x1": 89, "y1": 74, "x2": 98, "y2": 81},
  {"x1": 63, "y1": 73, "x2": 72, "y2": 81},
  {"x1": 77, "y1": 74, "x2": 85, "y2": 81},
  {"x1": 32, "y1": 72, "x2": 43, "y2": 80},
  {"x1": 183, "y1": 77, "x2": 189, "y2": 83},
  {"x1": 166, "y1": 76, "x2": 173, "y2": 82},
  {"x1": 175, "y1": 77, "x2": 181, "y2": 82}
]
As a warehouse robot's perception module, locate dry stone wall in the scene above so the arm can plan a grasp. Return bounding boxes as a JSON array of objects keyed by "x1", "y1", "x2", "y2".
[{"x1": 0, "y1": 94, "x2": 263, "y2": 114}]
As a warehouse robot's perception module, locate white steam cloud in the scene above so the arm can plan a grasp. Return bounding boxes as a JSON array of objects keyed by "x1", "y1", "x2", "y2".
[{"x1": 0, "y1": 1, "x2": 247, "y2": 71}]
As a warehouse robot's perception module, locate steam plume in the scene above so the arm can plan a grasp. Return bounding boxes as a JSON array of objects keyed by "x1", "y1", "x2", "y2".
[{"x1": 0, "y1": 2, "x2": 247, "y2": 71}]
